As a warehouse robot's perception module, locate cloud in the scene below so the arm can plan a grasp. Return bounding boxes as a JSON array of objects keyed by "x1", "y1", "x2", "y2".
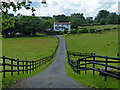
[{"x1": 7, "y1": 0, "x2": 119, "y2": 17}]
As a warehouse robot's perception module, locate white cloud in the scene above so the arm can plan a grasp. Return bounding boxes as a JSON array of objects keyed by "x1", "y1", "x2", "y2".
[{"x1": 7, "y1": 0, "x2": 119, "y2": 17}]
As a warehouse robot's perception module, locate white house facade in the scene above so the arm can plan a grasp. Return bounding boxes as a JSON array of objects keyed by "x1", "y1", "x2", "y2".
[{"x1": 54, "y1": 22, "x2": 71, "y2": 31}]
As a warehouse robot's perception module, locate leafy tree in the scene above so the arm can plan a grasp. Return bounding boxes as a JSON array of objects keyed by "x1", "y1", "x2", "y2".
[
  {"x1": 107, "y1": 12, "x2": 118, "y2": 24},
  {"x1": 95, "y1": 10, "x2": 110, "y2": 23},
  {"x1": 18, "y1": 16, "x2": 41, "y2": 35},
  {"x1": 1, "y1": 1, "x2": 35, "y2": 35},
  {"x1": 86, "y1": 17, "x2": 93, "y2": 23},
  {"x1": 53, "y1": 14, "x2": 70, "y2": 22},
  {"x1": 100, "y1": 18, "x2": 106, "y2": 25},
  {"x1": 71, "y1": 17, "x2": 80, "y2": 28}
]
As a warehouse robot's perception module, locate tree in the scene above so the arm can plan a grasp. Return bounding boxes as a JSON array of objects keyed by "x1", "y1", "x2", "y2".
[
  {"x1": 95, "y1": 10, "x2": 110, "y2": 23},
  {"x1": 53, "y1": 14, "x2": 70, "y2": 22},
  {"x1": 71, "y1": 17, "x2": 80, "y2": 28},
  {"x1": 107, "y1": 12, "x2": 118, "y2": 24},
  {"x1": 86, "y1": 17, "x2": 93, "y2": 24},
  {"x1": 100, "y1": 18, "x2": 106, "y2": 25},
  {"x1": 18, "y1": 16, "x2": 41, "y2": 35},
  {"x1": 1, "y1": 1, "x2": 36, "y2": 35}
]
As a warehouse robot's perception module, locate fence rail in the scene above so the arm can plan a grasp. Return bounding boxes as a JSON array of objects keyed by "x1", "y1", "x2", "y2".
[
  {"x1": 67, "y1": 51, "x2": 120, "y2": 81},
  {"x1": 0, "y1": 37, "x2": 60, "y2": 78},
  {"x1": 65, "y1": 35, "x2": 120, "y2": 81}
]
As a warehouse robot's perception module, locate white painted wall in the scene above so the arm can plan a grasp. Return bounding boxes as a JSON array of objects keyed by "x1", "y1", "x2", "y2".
[{"x1": 54, "y1": 22, "x2": 71, "y2": 31}]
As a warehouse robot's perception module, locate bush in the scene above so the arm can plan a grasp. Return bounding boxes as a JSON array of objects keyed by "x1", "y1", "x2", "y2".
[
  {"x1": 93, "y1": 23, "x2": 100, "y2": 25},
  {"x1": 70, "y1": 29, "x2": 78, "y2": 34},
  {"x1": 104, "y1": 28, "x2": 111, "y2": 30},
  {"x1": 113, "y1": 28, "x2": 117, "y2": 29},
  {"x1": 64, "y1": 29, "x2": 68, "y2": 34},
  {"x1": 45, "y1": 30, "x2": 63, "y2": 35},
  {"x1": 89, "y1": 28, "x2": 97, "y2": 33}
]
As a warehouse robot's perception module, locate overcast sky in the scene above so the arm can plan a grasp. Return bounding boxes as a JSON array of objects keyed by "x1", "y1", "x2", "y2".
[{"x1": 8, "y1": 0, "x2": 120, "y2": 18}]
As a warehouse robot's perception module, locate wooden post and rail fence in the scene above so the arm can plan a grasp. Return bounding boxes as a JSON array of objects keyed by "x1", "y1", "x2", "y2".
[
  {"x1": 65, "y1": 35, "x2": 120, "y2": 81},
  {"x1": 0, "y1": 37, "x2": 60, "y2": 78}
]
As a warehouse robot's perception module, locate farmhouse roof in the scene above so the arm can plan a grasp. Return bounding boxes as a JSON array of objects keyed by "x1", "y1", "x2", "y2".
[{"x1": 55, "y1": 22, "x2": 70, "y2": 25}]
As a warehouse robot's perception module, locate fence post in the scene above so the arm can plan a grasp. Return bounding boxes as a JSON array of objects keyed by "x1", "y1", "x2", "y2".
[
  {"x1": 77, "y1": 60, "x2": 80, "y2": 74},
  {"x1": 80, "y1": 53, "x2": 81, "y2": 57},
  {"x1": 23, "y1": 61, "x2": 24, "y2": 74},
  {"x1": 11, "y1": 59, "x2": 13, "y2": 76},
  {"x1": 79, "y1": 60, "x2": 80, "y2": 74},
  {"x1": 30, "y1": 61, "x2": 31, "y2": 73},
  {"x1": 105, "y1": 56, "x2": 108, "y2": 81},
  {"x1": 26, "y1": 60, "x2": 28, "y2": 73},
  {"x1": 73, "y1": 52, "x2": 75, "y2": 57},
  {"x1": 3, "y1": 56, "x2": 5, "y2": 78},
  {"x1": 93, "y1": 53, "x2": 95, "y2": 75},
  {"x1": 32, "y1": 61, "x2": 34, "y2": 71},
  {"x1": 35, "y1": 61, "x2": 36, "y2": 70},
  {"x1": 85, "y1": 58, "x2": 87, "y2": 75},
  {"x1": 17, "y1": 59, "x2": 19, "y2": 75},
  {"x1": 77, "y1": 60, "x2": 79, "y2": 74}
]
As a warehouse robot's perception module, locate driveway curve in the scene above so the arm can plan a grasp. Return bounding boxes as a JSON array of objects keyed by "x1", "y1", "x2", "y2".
[{"x1": 8, "y1": 35, "x2": 86, "y2": 88}]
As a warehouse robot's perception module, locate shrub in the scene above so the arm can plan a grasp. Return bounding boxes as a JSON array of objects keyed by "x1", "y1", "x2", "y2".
[
  {"x1": 93, "y1": 23, "x2": 100, "y2": 25},
  {"x1": 64, "y1": 29, "x2": 68, "y2": 34},
  {"x1": 113, "y1": 28, "x2": 117, "y2": 29},
  {"x1": 104, "y1": 28, "x2": 111, "y2": 30},
  {"x1": 89, "y1": 28, "x2": 97, "y2": 33},
  {"x1": 70, "y1": 29, "x2": 78, "y2": 34}
]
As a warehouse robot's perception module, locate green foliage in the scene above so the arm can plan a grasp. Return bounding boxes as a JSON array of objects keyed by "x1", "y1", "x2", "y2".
[
  {"x1": 53, "y1": 14, "x2": 70, "y2": 22},
  {"x1": 95, "y1": 10, "x2": 110, "y2": 23},
  {"x1": 18, "y1": 16, "x2": 41, "y2": 35},
  {"x1": 46, "y1": 31, "x2": 63, "y2": 35},
  {"x1": 2, "y1": 17, "x2": 15, "y2": 30},
  {"x1": 89, "y1": 28, "x2": 97, "y2": 33},
  {"x1": 41, "y1": 19, "x2": 54, "y2": 30},
  {"x1": 100, "y1": 18, "x2": 106, "y2": 25},
  {"x1": 107, "y1": 12, "x2": 118, "y2": 24},
  {"x1": 70, "y1": 29, "x2": 78, "y2": 34},
  {"x1": 64, "y1": 29, "x2": 68, "y2": 34}
]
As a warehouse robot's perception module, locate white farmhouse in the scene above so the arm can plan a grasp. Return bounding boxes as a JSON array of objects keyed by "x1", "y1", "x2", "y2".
[{"x1": 54, "y1": 22, "x2": 71, "y2": 31}]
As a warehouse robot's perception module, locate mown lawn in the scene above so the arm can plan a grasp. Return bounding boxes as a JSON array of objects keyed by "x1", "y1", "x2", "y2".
[
  {"x1": 2, "y1": 37, "x2": 58, "y2": 60},
  {"x1": 65, "y1": 29, "x2": 119, "y2": 88}
]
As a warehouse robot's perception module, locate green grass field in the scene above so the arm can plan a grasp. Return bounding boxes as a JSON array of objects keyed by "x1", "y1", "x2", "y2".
[
  {"x1": 82, "y1": 24, "x2": 118, "y2": 30},
  {"x1": 66, "y1": 30, "x2": 118, "y2": 57},
  {"x1": 2, "y1": 37, "x2": 58, "y2": 60},
  {"x1": 65, "y1": 28, "x2": 119, "y2": 88},
  {"x1": 1, "y1": 36, "x2": 59, "y2": 88}
]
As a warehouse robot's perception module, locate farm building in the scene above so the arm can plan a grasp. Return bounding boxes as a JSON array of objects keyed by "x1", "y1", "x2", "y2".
[{"x1": 54, "y1": 22, "x2": 71, "y2": 31}]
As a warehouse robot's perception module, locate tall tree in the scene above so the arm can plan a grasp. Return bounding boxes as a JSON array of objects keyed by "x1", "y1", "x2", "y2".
[
  {"x1": 107, "y1": 12, "x2": 118, "y2": 24},
  {"x1": 18, "y1": 16, "x2": 41, "y2": 35},
  {"x1": 53, "y1": 14, "x2": 70, "y2": 22},
  {"x1": 1, "y1": 1, "x2": 35, "y2": 33},
  {"x1": 95, "y1": 10, "x2": 110, "y2": 23}
]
